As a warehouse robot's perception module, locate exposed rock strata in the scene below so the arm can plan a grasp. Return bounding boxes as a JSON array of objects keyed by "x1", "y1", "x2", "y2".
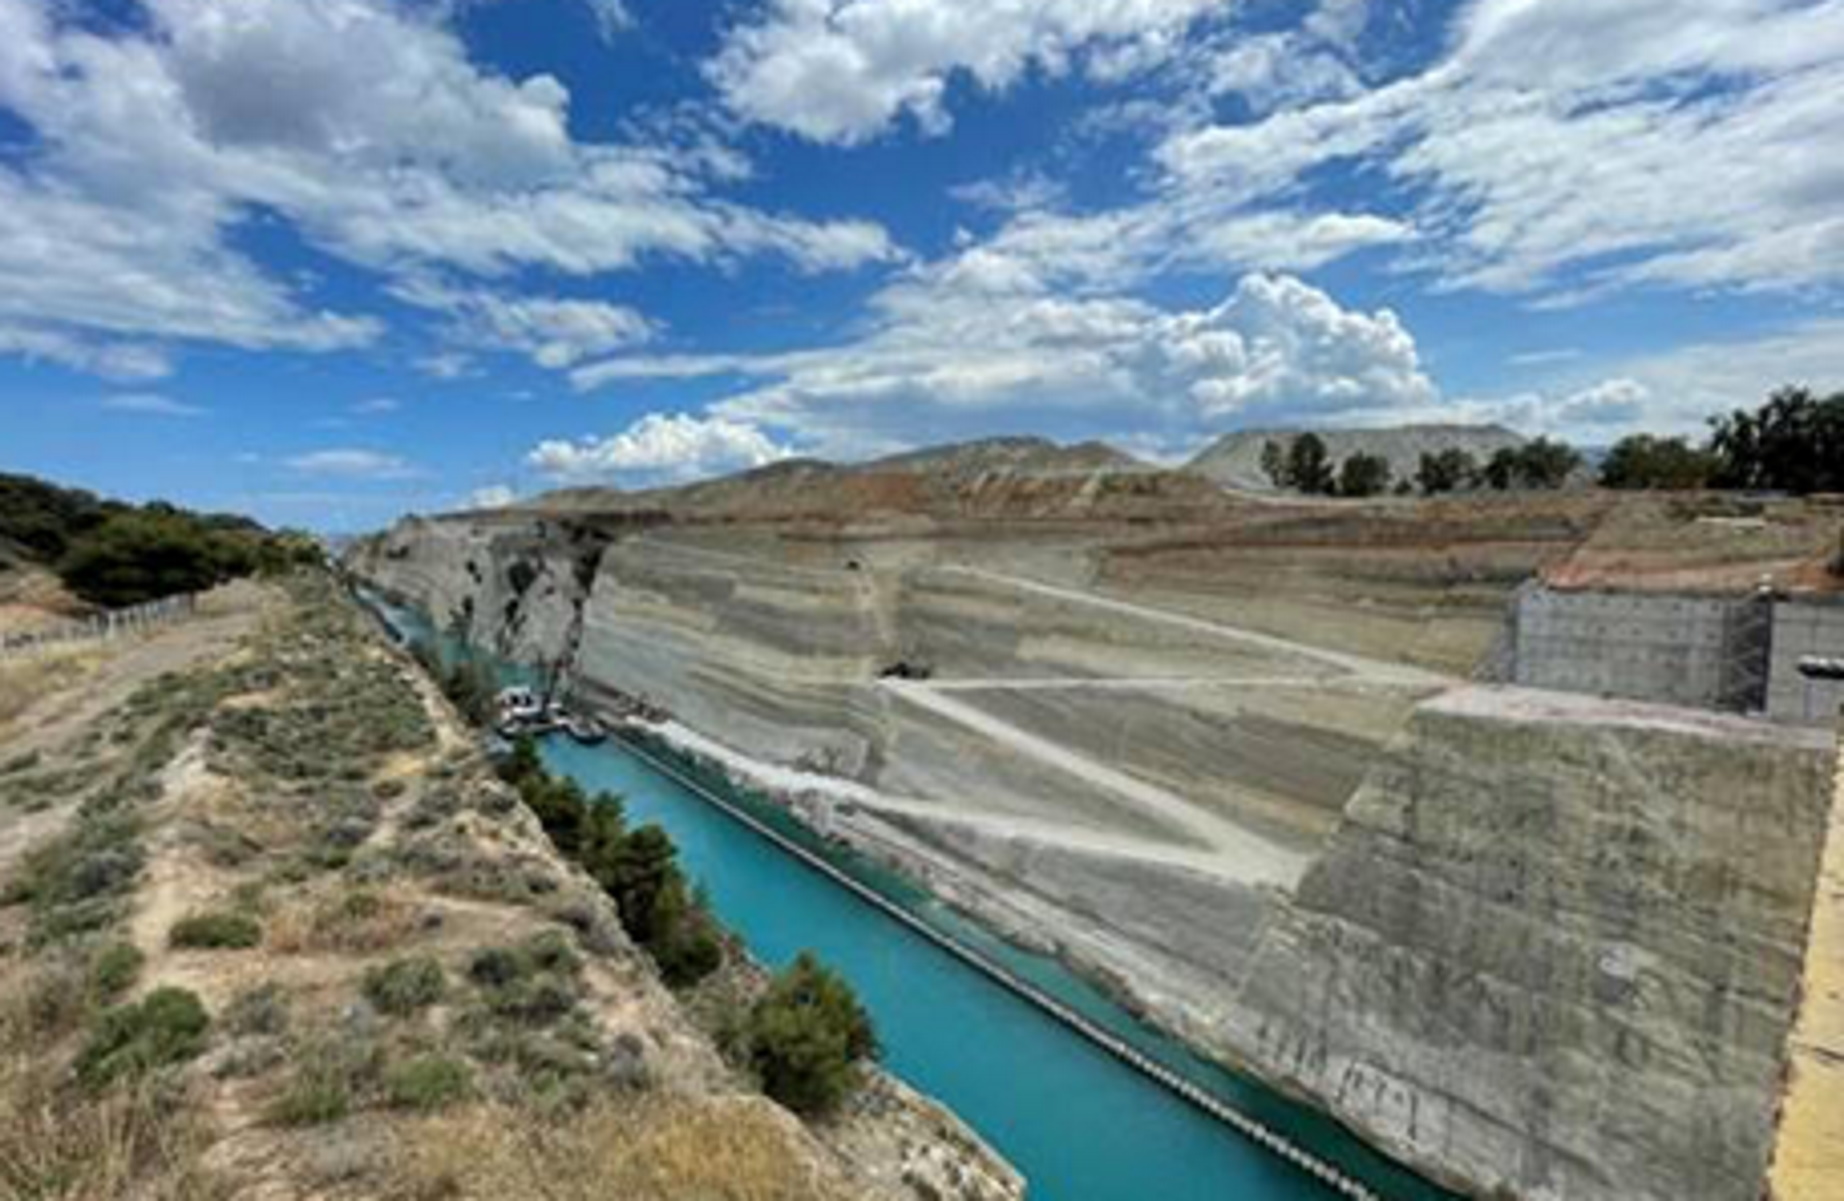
[
  {"x1": 347, "y1": 500, "x2": 1837, "y2": 1201},
  {"x1": 1217, "y1": 687, "x2": 1834, "y2": 1201}
]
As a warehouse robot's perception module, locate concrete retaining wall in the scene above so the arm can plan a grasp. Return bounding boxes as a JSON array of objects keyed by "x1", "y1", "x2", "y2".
[
  {"x1": 1510, "y1": 588, "x2": 1768, "y2": 711},
  {"x1": 1767, "y1": 601, "x2": 1844, "y2": 725}
]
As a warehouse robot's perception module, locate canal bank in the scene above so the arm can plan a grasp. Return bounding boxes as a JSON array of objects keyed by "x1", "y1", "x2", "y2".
[{"x1": 362, "y1": 587, "x2": 1454, "y2": 1201}]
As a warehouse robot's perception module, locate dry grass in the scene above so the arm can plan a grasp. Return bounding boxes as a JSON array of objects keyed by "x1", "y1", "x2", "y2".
[
  {"x1": 393, "y1": 1094, "x2": 857, "y2": 1201},
  {"x1": 0, "y1": 647, "x2": 101, "y2": 729},
  {"x1": 267, "y1": 887, "x2": 421, "y2": 956},
  {"x1": 0, "y1": 966, "x2": 226, "y2": 1201}
]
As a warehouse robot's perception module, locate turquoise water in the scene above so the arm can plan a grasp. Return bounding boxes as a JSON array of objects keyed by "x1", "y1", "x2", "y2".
[{"x1": 364, "y1": 591, "x2": 1452, "y2": 1201}]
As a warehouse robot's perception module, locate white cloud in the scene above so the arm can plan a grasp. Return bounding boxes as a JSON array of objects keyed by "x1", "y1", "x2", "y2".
[
  {"x1": 465, "y1": 483, "x2": 518, "y2": 509},
  {"x1": 575, "y1": 270, "x2": 1437, "y2": 458},
  {"x1": 0, "y1": 0, "x2": 894, "y2": 378},
  {"x1": 352, "y1": 397, "x2": 401, "y2": 414},
  {"x1": 101, "y1": 392, "x2": 208, "y2": 417},
  {"x1": 527, "y1": 412, "x2": 793, "y2": 483},
  {"x1": 415, "y1": 351, "x2": 479, "y2": 380},
  {"x1": 1156, "y1": 0, "x2": 1844, "y2": 297},
  {"x1": 396, "y1": 281, "x2": 657, "y2": 368},
  {"x1": 285, "y1": 448, "x2": 423, "y2": 480},
  {"x1": 584, "y1": 0, "x2": 632, "y2": 42},
  {"x1": 709, "y1": 0, "x2": 1222, "y2": 144}
]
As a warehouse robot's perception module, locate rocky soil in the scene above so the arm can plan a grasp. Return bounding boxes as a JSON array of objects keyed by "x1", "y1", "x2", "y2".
[{"x1": 0, "y1": 573, "x2": 1021, "y2": 1201}]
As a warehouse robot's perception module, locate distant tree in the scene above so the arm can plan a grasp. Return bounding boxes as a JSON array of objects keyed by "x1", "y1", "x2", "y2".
[
  {"x1": 1336, "y1": 453, "x2": 1392, "y2": 498},
  {"x1": 1416, "y1": 448, "x2": 1480, "y2": 495},
  {"x1": 1259, "y1": 439, "x2": 1288, "y2": 489},
  {"x1": 1708, "y1": 385, "x2": 1844, "y2": 494},
  {"x1": 1481, "y1": 439, "x2": 1581, "y2": 491},
  {"x1": 1482, "y1": 448, "x2": 1519, "y2": 492},
  {"x1": 744, "y1": 952, "x2": 879, "y2": 1116},
  {"x1": 1286, "y1": 433, "x2": 1336, "y2": 495},
  {"x1": 1518, "y1": 437, "x2": 1583, "y2": 490},
  {"x1": 1599, "y1": 435, "x2": 1718, "y2": 490}
]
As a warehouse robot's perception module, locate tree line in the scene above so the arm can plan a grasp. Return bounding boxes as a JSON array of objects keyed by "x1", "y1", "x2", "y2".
[
  {"x1": 1, "y1": 472, "x2": 321, "y2": 608},
  {"x1": 418, "y1": 655, "x2": 881, "y2": 1117},
  {"x1": 1257, "y1": 384, "x2": 1844, "y2": 497},
  {"x1": 1259, "y1": 434, "x2": 1581, "y2": 497}
]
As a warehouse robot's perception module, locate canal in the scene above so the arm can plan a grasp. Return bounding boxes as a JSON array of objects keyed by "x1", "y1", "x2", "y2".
[{"x1": 364, "y1": 590, "x2": 1452, "y2": 1201}]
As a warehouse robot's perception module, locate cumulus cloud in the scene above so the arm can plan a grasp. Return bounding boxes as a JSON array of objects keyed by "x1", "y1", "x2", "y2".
[
  {"x1": 1156, "y1": 0, "x2": 1844, "y2": 297},
  {"x1": 709, "y1": 0, "x2": 1222, "y2": 144},
  {"x1": 574, "y1": 270, "x2": 1436, "y2": 458},
  {"x1": 285, "y1": 448, "x2": 423, "y2": 480},
  {"x1": 0, "y1": 0, "x2": 894, "y2": 377},
  {"x1": 528, "y1": 412, "x2": 793, "y2": 484},
  {"x1": 101, "y1": 393, "x2": 208, "y2": 417}
]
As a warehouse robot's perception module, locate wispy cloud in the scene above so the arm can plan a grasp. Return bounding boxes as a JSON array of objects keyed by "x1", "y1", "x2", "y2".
[
  {"x1": 285, "y1": 448, "x2": 423, "y2": 480},
  {"x1": 101, "y1": 392, "x2": 207, "y2": 418}
]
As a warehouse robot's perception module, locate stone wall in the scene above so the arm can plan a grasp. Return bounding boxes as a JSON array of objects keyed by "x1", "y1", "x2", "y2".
[
  {"x1": 1510, "y1": 588, "x2": 1770, "y2": 711},
  {"x1": 1217, "y1": 687, "x2": 1836, "y2": 1201},
  {"x1": 1766, "y1": 600, "x2": 1844, "y2": 726}
]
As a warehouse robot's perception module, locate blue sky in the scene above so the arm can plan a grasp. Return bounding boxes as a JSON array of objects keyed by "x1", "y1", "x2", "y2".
[{"x1": 3, "y1": 0, "x2": 1842, "y2": 530}]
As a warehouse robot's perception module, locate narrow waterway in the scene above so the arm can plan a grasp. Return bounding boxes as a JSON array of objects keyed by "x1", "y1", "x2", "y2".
[{"x1": 366, "y1": 592, "x2": 1453, "y2": 1201}]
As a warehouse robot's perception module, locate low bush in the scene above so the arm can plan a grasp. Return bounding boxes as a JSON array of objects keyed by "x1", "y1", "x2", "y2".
[
  {"x1": 267, "y1": 1038, "x2": 379, "y2": 1126},
  {"x1": 86, "y1": 941, "x2": 144, "y2": 1002},
  {"x1": 383, "y1": 1055, "x2": 474, "y2": 1112},
  {"x1": 168, "y1": 911, "x2": 263, "y2": 950},
  {"x1": 362, "y1": 956, "x2": 447, "y2": 1017},
  {"x1": 76, "y1": 987, "x2": 210, "y2": 1088}
]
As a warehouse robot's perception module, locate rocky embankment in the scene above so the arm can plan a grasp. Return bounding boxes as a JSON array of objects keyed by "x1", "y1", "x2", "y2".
[
  {"x1": 346, "y1": 476, "x2": 1838, "y2": 1201},
  {"x1": 0, "y1": 573, "x2": 1021, "y2": 1201}
]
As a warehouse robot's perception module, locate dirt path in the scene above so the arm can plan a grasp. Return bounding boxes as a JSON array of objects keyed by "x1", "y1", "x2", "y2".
[
  {"x1": 654, "y1": 718, "x2": 1272, "y2": 883},
  {"x1": 945, "y1": 565, "x2": 1454, "y2": 687},
  {"x1": 876, "y1": 682, "x2": 1311, "y2": 890},
  {"x1": 0, "y1": 583, "x2": 272, "y2": 884}
]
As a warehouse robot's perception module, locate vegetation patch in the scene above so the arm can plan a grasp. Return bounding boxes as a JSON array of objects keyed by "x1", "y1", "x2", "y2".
[
  {"x1": 362, "y1": 955, "x2": 448, "y2": 1017},
  {"x1": 169, "y1": 910, "x2": 264, "y2": 950},
  {"x1": 3, "y1": 810, "x2": 144, "y2": 945},
  {"x1": 86, "y1": 940, "x2": 145, "y2": 1003},
  {"x1": 737, "y1": 953, "x2": 879, "y2": 1117},
  {"x1": 75, "y1": 987, "x2": 210, "y2": 1089},
  {"x1": 383, "y1": 1054, "x2": 474, "y2": 1112},
  {"x1": 495, "y1": 738, "x2": 722, "y2": 988}
]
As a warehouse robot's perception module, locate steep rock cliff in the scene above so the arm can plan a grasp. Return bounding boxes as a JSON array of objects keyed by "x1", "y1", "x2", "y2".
[{"x1": 1219, "y1": 687, "x2": 1835, "y2": 1201}]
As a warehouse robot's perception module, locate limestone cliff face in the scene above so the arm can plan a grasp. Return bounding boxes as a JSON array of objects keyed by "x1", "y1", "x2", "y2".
[{"x1": 1218, "y1": 687, "x2": 1836, "y2": 1201}]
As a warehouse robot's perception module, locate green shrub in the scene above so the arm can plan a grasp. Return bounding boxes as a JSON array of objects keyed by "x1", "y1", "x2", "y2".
[
  {"x1": 267, "y1": 1037, "x2": 379, "y2": 1126},
  {"x1": 86, "y1": 940, "x2": 144, "y2": 1002},
  {"x1": 222, "y1": 982, "x2": 289, "y2": 1037},
  {"x1": 743, "y1": 952, "x2": 877, "y2": 1117},
  {"x1": 168, "y1": 910, "x2": 263, "y2": 950},
  {"x1": 76, "y1": 987, "x2": 210, "y2": 1088},
  {"x1": 383, "y1": 1055, "x2": 473, "y2": 1112},
  {"x1": 362, "y1": 955, "x2": 447, "y2": 1017}
]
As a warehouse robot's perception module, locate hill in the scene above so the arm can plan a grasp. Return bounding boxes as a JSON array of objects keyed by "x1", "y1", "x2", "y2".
[{"x1": 1184, "y1": 424, "x2": 1526, "y2": 493}]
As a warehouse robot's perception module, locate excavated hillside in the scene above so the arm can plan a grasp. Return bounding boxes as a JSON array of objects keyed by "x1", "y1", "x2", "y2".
[
  {"x1": 348, "y1": 442, "x2": 1843, "y2": 1201},
  {"x1": 0, "y1": 573, "x2": 1020, "y2": 1201}
]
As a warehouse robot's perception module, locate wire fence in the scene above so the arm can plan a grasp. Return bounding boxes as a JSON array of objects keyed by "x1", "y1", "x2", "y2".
[{"x1": 0, "y1": 593, "x2": 198, "y2": 660}]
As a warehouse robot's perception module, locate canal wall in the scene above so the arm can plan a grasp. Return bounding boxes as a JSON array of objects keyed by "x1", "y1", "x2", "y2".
[
  {"x1": 1218, "y1": 686, "x2": 1837, "y2": 1201},
  {"x1": 347, "y1": 513, "x2": 1843, "y2": 1201},
  {"x1": 1767, "y1": 728, "x2": 1844, "y2": 1200}
]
